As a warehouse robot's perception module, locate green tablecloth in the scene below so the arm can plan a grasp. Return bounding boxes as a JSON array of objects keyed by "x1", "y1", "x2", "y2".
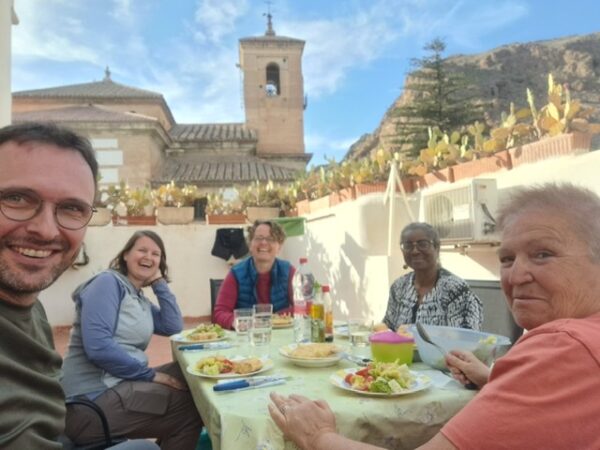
[{"x1": 174, "y1": 329, "x2": 474, "y2": 450}]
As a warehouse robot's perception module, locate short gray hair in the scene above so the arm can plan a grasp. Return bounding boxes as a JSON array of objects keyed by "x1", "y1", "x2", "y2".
[
  {"x1": 497, "y1": 183, "x2": 600, "y2": 262},
  {"x1": 400, "y1": 222, "x2": 441, "y2": 250}
]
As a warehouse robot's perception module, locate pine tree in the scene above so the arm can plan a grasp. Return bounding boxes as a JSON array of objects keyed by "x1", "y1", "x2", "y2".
[{"x1": 392, "y1": 38, "x2": 484, "y2": 159}]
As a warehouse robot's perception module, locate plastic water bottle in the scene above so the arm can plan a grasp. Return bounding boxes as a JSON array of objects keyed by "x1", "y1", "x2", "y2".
[{"x1": 292, "y1": 257, "x2": 315, "y2": 343}]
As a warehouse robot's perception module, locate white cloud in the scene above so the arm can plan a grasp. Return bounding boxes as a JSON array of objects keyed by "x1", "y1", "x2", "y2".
[
  {"x1": 193, "y1": 0, "x2": 249, "y2": 44},
  {"x1": 110, "y1": 0, "x2": 135, "y2": 26},
  {"x1": 9, "y1": 0, "x2": 531, "y2": 135},
  {"x1": 12, "y1": 0, "x2": 100, "y2": 64},
  {"x1": 279, "y1": 3, "x2": 402, "y2": 97}
]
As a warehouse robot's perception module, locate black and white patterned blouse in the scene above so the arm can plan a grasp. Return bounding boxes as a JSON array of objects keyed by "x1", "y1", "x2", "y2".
[{"x1": 382, "y1": 268, "x2": 483, "y2": 330}]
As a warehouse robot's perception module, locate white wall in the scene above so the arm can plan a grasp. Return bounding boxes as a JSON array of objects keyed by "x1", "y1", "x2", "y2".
[
  {"x1": 40, "y1": 224, "x2": 238, "y2": 325},
  {"x1": 42, "y1": 149, "x2": 600, "y2": 326},
  {"x1": 0, "y1": 0, "x2": 17, "y2": 127}
]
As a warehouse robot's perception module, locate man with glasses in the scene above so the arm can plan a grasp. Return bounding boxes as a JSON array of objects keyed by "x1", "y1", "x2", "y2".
[{"x1": 0, "y1": 123, "x2": 157, "y2": 449}]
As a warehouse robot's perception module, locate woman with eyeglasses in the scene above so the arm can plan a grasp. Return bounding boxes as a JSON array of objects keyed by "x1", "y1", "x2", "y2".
[
  {"x1": 60, "y1": 230, "x2": 202, "y2": 449},
  {"x1": 381, "y1": 222, "x2": 483, "y2": 331},
  {"x1": 213, "y1": 220, "x2": 296, "y2": 329}
]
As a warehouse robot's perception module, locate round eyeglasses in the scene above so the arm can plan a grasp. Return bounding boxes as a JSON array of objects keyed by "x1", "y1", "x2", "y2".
[
  {"x1": 252, "y1": 236, "x2": 276, "y2": 244},
  {"x1": 0, "y1": 189, "x2": 96, "y2": 230},
  {"x1": 400, "y1": 239, "x2": 434, "y2": 252}
]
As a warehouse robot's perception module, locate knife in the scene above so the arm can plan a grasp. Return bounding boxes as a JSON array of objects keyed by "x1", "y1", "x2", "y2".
[
  {"x1": 178, "y1": 342, "x2": 232, "y2": 351},
  {"x1": 340, "y1": 352, "x2": 372, "y2": 366},
  {"x1": 213, "y1": 376, "x2": 287, "y2": 392}
]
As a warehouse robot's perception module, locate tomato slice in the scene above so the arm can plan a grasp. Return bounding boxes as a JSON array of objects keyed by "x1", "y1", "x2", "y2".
[
  {"x1": 356, "y1": 367, "x2": 370, "y2": 378},
  {"x1": 344, "y1": 373, "x2": 354, "y2": 385},
  {"x1": 220, "y1": 359, "x2": 234, "y2": 373}
]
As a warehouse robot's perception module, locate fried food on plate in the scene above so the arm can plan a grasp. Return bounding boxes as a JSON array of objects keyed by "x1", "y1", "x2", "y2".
[
  {"x1": 272, "y1": 314, "x2": 293, "y2": 326},
  {"x1": 289, "y1": 343, "x2": 340, "y2": 359},
  {"x1": 233, "y1": 358, "x2": 263, "y2": 374},
  {"x1": 186, "y1": 323, "x2": 224, "y2": 341}
]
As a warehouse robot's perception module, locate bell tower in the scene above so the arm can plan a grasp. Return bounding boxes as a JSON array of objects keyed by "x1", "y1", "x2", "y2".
[{"x1": 239, "y1": 14, "x2": 308, "y2": 166}]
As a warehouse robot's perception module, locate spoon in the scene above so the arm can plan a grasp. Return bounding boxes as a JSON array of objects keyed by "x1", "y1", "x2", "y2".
[{"x1": 415, "y1": 322, "x2": 478, "y2": 390}]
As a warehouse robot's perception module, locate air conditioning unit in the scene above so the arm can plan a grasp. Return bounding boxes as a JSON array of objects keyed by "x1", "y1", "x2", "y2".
[{"x1": 420, "y1": 178, "x2": 499, "y2": 244}]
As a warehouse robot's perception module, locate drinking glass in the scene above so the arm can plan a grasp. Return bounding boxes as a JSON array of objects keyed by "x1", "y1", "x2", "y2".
[
  {"x1": 233, "y1": 308, "x2": 253, "y2": 350},
  {"x1": 250, "y1": 304, "x2": 273, "y2": 357},
  {"x1": 347, "y1": 318, "x2": 373, "y2": 359}
]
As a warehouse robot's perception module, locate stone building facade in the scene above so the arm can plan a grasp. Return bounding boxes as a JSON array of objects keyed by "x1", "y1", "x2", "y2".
[{"x1": 11, "y1": 18, "x2": 310, "y2": 194}]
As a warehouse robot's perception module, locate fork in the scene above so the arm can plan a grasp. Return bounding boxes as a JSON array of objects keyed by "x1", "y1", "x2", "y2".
[{"x1": 415, "y1": 322, "x2": 478, "y2": 390}]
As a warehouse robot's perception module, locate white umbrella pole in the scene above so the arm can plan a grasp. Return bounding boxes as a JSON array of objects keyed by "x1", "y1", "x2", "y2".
[{"x1": 383, "y1": 164, "x2": 416, "y2": 256}]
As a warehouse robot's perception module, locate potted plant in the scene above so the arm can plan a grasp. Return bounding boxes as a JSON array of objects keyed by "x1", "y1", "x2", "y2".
[
  {"x1": 89, "y1": 186, "x2": 112, "y2": 226},
  {"x1": 450, "y1": 121, "x2": 512, "y2": 182},
  {"x1": 350, "y1": 148, "x2": 415, "y2": 196},
  {"x1": 153, "y1": 182, "x2": 198, "y2": 225},
  {"x1": 106, "y1": 182, "x2": 156, "y2": 226},
  {"x1": 239, "y1": 180, "x2": 282, "y2": 222},
  {"x1": 205, "y1": 191, "x2": 246, "y2": 225},
  {"x1": 407, "y1": 127, "x2": 456, "y2": 189}
]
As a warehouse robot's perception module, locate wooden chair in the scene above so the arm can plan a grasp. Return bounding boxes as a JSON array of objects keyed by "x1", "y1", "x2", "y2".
[{"x1": 209, "y1": 278, "x2": 224, "y2": 321}]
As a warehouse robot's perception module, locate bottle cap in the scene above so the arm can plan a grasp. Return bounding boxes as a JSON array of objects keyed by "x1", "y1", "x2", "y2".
[
  {"x1": 322, "y1": 285, "x2": 330, "y2": 292},
  {"x1": 299, "y1": 257, "x2": 308, "y2": 264}
]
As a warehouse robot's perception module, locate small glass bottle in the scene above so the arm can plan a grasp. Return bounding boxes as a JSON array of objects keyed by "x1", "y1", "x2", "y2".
[
  {"x1": 310, "y1": 289, "x2": 325, "y2": 343},
  {"x1": 322, "y1": 285, "x2": 334, "y2": 342}
]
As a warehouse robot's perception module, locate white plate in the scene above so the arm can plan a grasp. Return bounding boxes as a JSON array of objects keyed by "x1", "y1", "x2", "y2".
[
  {"x1": 186, "y1": 356, "x2": 274, "y2": 379},
  {"x1": 170, "y1": 329, "x2": 228, "y2": 344},
  {"x1": 279, "y1": 343, "x2": 343, "y2": 367},
  {"x1": 330, "y1": 368, "x2": 431, "y2": 396}
]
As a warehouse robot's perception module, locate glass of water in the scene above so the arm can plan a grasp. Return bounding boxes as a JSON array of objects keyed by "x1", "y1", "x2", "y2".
[
  {"x1": 348, "y1": 318, "x2": 373, "y2": 359},
  {"x1": 250, "y1": 304, "x2": 273, "y2": 357},
  {"x1": 233, "y1": 308, "x2": 253, "y2": 347}
]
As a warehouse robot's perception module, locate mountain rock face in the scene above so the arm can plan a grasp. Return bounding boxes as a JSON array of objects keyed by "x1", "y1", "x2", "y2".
[{"x1": 347, "y1": 32, "x2": 600, "y2": 160}]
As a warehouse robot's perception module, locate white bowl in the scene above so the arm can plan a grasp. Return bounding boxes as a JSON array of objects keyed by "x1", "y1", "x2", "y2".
[{"x1": 412, "y1": 324, "x2": 511, "y2": 370}]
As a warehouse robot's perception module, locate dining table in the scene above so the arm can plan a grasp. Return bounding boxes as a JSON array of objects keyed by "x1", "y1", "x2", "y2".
[{"x1": 172, "y1": 326, "x2": 476, "y2": 450}]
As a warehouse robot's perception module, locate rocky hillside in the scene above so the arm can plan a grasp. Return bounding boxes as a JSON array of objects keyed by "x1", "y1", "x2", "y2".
[{"x1": 347, "y1": 32, "x2": 600, "y2": 160}]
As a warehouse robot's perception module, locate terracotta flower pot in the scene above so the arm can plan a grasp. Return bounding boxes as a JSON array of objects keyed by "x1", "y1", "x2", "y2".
[
  {"x1": 452, "y1": 151, "x2": 512, "y2": 182},
  {"x1": 354, "y1": 182, "x2": 387, "y2": 197},
  {"x1": 309, "y1": 195, "x2": 330, "y2": 213},
  {"x1": 89, "y1": 207, "x2": 112, "y2": 226},
  {"x1": 509, "y1": 132, "x2": 592, "y2": 168},
  {"x1": 329, "y1": 187, "x2": 356, "y2": 206},
  {"x1": 205, "y1": 213, "x2": 247, "y2": 225},
  {"x1": 156, "y1": 206, "x2": 195, "y2": 225},
  {"x1": 245, "y1": 206, "x2": 280, "y2": 223},
  {"x1": 295, "y1": 199, "x2": 310, "y2": 216},
  {"x1": 415, "y1": 167, "x2": 454, "y2": 190},
  {"x1": 112, "y1": 215, "x2": 157, "y2": 226}
]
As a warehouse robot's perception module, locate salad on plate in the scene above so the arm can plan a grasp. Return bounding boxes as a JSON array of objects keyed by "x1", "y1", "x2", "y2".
[{"x1": 332, "y1": 361, "x2": 430, "y2": 395}]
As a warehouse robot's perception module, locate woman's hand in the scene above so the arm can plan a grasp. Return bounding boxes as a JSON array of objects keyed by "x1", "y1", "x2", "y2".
[
  {"x1": 143, "y1": 273, "x2": 163, "y2": 288},
  {"x1": 269, "y1": 392, "x2": 337, "y2": 450},
  {"x1": 445, "y1": 350, "x2": 490, "y2": 389},
  {"x1": 153, "y1": 371, "x2": 188, "y2": 391}
]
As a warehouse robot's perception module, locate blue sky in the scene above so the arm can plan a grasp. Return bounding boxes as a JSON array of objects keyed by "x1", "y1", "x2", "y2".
[{"x1": 10, "y1": 0, "x2": 600, "y2": 166}]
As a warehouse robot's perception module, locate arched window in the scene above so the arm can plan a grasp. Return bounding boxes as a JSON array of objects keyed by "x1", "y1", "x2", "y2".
[{"x1": 265, "y1": 63, "x2": 280, "y2": 96}]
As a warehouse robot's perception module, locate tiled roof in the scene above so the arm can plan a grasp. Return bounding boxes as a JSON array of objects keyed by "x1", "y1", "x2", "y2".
[
  {"x1": 170, "y1": 123, "x2": 257, "y2": 142},
  {"x1": 154, "y1": 156, "x2": 298, "y2": 185},
  {"x1": 13, "y1": 78, "x2": 163, "y2": 100},
  {"x1": 12, "y1": 105, "x2": 158, "y2": 123}
]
